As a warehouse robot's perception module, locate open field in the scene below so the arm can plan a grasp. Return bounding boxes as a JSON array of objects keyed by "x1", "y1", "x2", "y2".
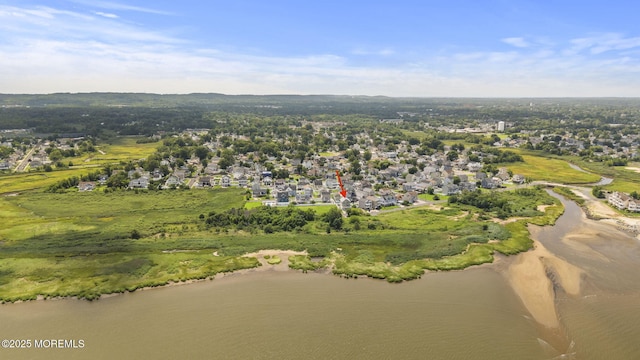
[
  {"x1": 64, "y1": 137, "x2": 161, "y2": 166},
  {"x1": 566, "y1": 159, "x2": 640, "y2": 192},
  {"x1": 502, "y1": 150, "x2": 639, "y2": 192},
  {"x1": 0, "y1": 169, "x2": 95, "y2": 194},
  {"x1": 503, "y1": 154, "x2": 601, "y2": 184}
]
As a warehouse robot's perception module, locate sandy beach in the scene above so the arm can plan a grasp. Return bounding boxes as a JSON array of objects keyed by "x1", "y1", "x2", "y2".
[
  {"x1": 506, "y1": 232, "x2": 583, "y2": 328},
  {"x1": 241, "y1": 249, "x2": 309, "y2": 271}
]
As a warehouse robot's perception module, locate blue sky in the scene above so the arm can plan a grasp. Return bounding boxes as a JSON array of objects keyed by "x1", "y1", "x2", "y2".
[{"x1": 1, "y1": 0, "x2": 639, "y2": 96}]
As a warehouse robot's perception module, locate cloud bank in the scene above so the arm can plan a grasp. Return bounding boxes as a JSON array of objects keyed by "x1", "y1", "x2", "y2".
[{"x1": 1, "y1": 4, "x2": 639, "y2": 96}]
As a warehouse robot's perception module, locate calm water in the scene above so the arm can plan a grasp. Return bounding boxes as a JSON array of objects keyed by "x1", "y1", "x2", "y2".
[
  {"x1": 534, "y1": 197, "x2": 640, "y2": 360},
  {"x1": 1, "y1": 196, "x2": 639, "y2": 360}
]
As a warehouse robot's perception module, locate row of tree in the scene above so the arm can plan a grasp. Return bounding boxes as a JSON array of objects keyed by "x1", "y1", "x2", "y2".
[{"x1": 201, "y1": 205, "x2": 344, "y2": 233}]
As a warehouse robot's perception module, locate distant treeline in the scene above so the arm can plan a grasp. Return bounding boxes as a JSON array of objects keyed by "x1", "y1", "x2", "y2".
[{"x1": 2, "y1": 93, "x2": 640, "y2": 137}]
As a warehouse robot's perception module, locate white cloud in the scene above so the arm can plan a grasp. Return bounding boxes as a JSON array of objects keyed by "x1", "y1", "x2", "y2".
[
  {"x1": 0, "y1": 5, "x2": 639, "y2": 97},
  {"x1": 570, "y1": 33, "x2": 640, "y2": 54},
  {"x1": 68, "y1": 0, "x2": 172, "y2": 15},
  {"x1": 502, "y1": 37, "x2": 529, "y2": 48},
  {"x1": 351, "y1": 47, "x2": 395, "y2": 56},
  {"x1": 94, "y1": 11, "x2": 118, "y2": 19}
]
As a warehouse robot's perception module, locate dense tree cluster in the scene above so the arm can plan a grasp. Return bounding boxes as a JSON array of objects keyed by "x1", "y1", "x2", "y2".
[
  {"x1": 469, "y1": 145, "x2": 524, "y2": 164},
  {"x1": 448, "y1": 188, "x2": 545, "y2": 219},
  {"x1": 0, "y1": 146, "x2": 13, "y2": 158},
  {"x1": 203, "y1": 206, "x2": 317, "y2": 232}
]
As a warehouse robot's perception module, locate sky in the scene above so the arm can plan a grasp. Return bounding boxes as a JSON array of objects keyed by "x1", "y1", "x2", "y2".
[{"x1": 1, "y1": 0, "x2": 640, "y2": 96}]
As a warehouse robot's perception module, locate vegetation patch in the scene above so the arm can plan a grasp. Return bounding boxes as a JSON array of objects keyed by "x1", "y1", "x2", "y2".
[
  {"x1": 552, "y1": 187, "x2": 586, "y2": 205},
  {"x1": 504, "y1": 154, "x2": 600, "y2": 184}
]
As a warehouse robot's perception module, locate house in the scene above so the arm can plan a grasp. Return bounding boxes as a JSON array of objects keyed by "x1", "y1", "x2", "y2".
[
  {"x1": 481, "y1": 178, "x2": 497, "y2": 189},
  {"x1": 252, "y1": 182, "x2": 267, "y2": 197},
  {"x1": 496, "y1": 167, "x2": 511, "y2": 181},
  {"x1": 173, "y1": 170, "x2": 188, "y2": 181},
  {"x1": 152, "y1": 168, "x2": 164, "y2": 181},
  {"x1": 78, "y1": 181, "x2": 96, "y2": 192},
  {"x1": 0, "y1": 161, "x2": 9, "y2": 170},
  {"x1": 164, "y1": 174, "x2": 182, "y2": 188},
  {"x1": 98, "y1": 174, "x2": 109, "y2": 185},
  {"x1": 276, "y1": 190, "x2": 290, "y2": 203},
  {"x1": 441, "y1": 184, "x2": 460, "y2": 195},
  {"x1": 129, "y1": 177, "x2": 149, "y2": 189},
  {"x1": 402, "y1": 191, "x2": 418, "y2": 204},
  {"x1": 320, "y1": 189, "x2": 331, "y2": 203},
  {"x1": 340, "y1": 197, "x2": 352, "y2": 211},
  {"x1": 628, "y1": 199, "x2": 640, "y2": 212},
  {"x1": 204, "y1": 162, "x2": 219, "y2": 175},
  {"x1": 237, "y1": 175, "x2": 248, "y2": 187},
  {"x1": 380, "y1": 190, "x2": 397, "y2": 207},
  {"x1": 607, "y1": 191, "x2": 635, "y2": 210},
  {"x1": 287, "y1": 184, "x2": 297, "y2": 197},
  {"x1": 295, "y1": 192, "x2": 311, "y2": 204},
  {"x1": 198, "y1": 176, "x2": 212, "y2": 187},
  {"x1": 467, "y1": 162, "x2": 483, "y2": 172},
  {"x1": 263, "y1": 176, "x2": 273, "y2": 186},
  {"x1": 358, "y1": 196, "x2": 379, "y2": 211},
  {"x1": 303, "y1": 187, "x2": 313, "y2": 198},
  {"x1": 403, "y1": 182, "x2": 417, "y2": 192},
  {"x1": 221, "y1": 175, "x2": 230, "y2": 188},
  {"x1": 512, "y1": 174, "x2": 526, "y2": 184},
  {"x1": 274, "y1": 178, "x2": 286, "y2": 189}
]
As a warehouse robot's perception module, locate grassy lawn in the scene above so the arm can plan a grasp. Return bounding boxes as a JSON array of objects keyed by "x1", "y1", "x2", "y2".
[
  {"x1": 418, "y1": 193, "x2": 448, "y2": 201},
  {"x1": 244, "y1": 201, "x2": 264, "y2": 209},
  {"x1": 503, "y1": 154, "x2": 600, "y2": 184}
]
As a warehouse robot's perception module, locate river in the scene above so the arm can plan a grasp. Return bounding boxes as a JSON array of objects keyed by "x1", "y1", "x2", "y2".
[{"x1": 1, "y1": 195, "x2": 639, "y2": 360}]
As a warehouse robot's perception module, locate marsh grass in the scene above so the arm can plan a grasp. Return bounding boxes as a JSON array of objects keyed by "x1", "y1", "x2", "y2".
[
  {"x1": 0, "y1": 186, "x2": 564, "y2": 300},
  {"x1": 503, "y1": 154, "x2": 600, "y2": 184}
]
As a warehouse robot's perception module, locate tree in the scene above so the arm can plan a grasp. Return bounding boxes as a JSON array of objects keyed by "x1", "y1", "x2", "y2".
[
  {"x1": 592, "y1": 186, "x2": 605, "y2": 199},
  {"x1": 322, "y1": 207, "x2": 343, "y2": 230},
  {"x1": 48, "y1": 149, "x2": 63, "y2": 162}
]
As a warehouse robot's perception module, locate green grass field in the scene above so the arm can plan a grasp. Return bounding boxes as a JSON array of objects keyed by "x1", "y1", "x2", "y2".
[
  {"x1": 504, "y1": 154, "x2": 600, "y2": 184},
  {"x1": 0, "y1": 169, "x2": 96, "y2": 194},
  {"x1": 61, "y1": 137, "x2": 161, "y2": 167}
]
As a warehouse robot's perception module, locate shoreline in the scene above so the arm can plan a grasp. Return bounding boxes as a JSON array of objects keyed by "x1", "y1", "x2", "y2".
[{"x1": 5, "y1": 194, "x2": 626, "y2": 315}]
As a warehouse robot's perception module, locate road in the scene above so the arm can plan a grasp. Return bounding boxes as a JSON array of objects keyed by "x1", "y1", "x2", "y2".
[{"x1": 14, "y1": 146, "x2": 37, "y2": 172}]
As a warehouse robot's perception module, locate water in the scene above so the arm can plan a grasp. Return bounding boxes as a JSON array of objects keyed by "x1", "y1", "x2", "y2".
[
  {"x1": 533, "y1": 196, "x2": 640, "y2": 359},
  {"x1": 1, "y1": 196, "x2": 639, "y2": 359}
]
